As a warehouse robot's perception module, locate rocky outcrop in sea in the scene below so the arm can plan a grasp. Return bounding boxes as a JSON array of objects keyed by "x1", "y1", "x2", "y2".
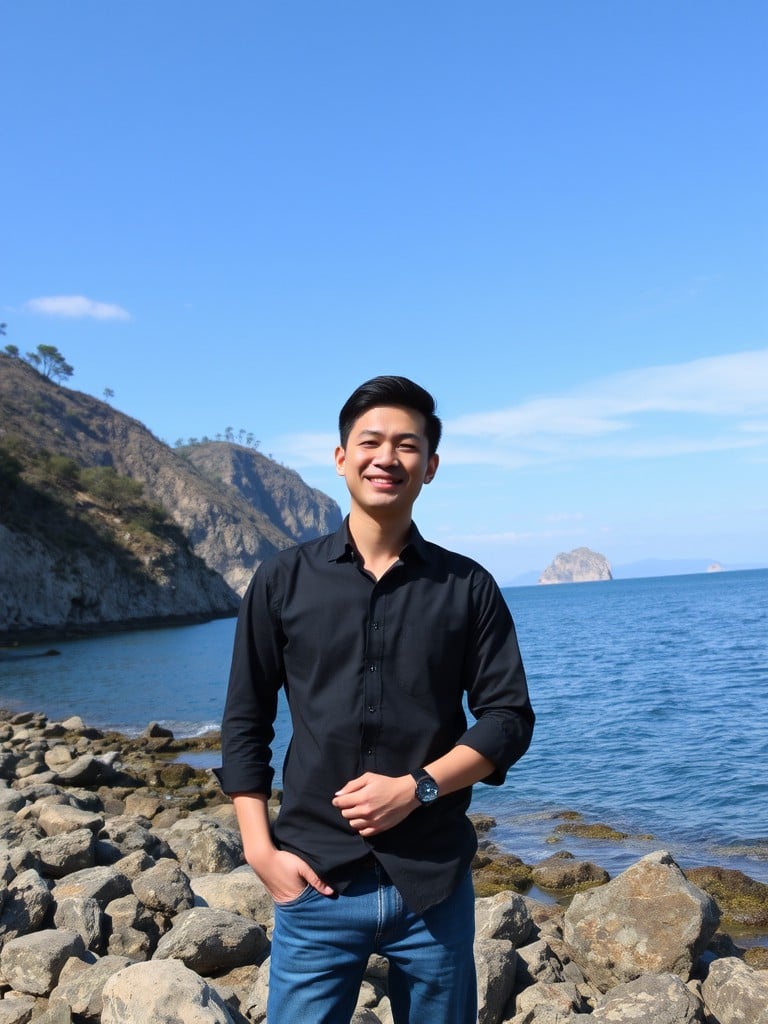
[
  {"x1": 539, "y1": 548, "x2": 613, "y2": 585},
  {"x1": 0, "y1": 708, "x2": 766, "y2": 1023}
]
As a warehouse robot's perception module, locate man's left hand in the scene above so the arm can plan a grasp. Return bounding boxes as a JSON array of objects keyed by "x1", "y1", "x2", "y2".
[{"x1": 332, "y1": 773, "x2": 418, "y2": 836}]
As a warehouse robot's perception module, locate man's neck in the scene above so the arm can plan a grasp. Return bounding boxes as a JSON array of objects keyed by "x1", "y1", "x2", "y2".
[{"x1": 347, "y1": 507, "x2": 412, "y2": 580}]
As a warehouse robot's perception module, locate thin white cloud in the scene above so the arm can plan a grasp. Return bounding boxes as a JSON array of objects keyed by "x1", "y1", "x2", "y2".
[
  {"x1": 449, "y1": 350, "x2": 768, "y2": 439},
  {"x1": 25, "y1": 295, "x2": 131, "y2": 321},
  {"x1": 445, "y1": 349, "x2": 768, "y2": 467},
  {"x1": 267, "y1": 431, "x2": 337, "y2": 468}
]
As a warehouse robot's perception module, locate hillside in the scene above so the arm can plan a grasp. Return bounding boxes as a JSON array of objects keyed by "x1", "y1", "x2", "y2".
[{"x1": 0, "y1": 355, "x2": 342, "y2": 637}]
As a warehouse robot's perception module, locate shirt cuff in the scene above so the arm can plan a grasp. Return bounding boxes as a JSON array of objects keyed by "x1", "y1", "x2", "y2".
[{"x1": 212, "y1": 764, "x2": 274, "y2": 796}]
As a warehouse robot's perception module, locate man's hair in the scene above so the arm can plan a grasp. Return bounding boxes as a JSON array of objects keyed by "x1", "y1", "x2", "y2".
[{"x1": 339, "y1": 376, "x2": 442, "y2": 455}]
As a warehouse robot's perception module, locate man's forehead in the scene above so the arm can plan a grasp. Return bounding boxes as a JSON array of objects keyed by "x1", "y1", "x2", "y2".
[{"x1": 350, "y1": 405, "x2": 428, "y2": 435}]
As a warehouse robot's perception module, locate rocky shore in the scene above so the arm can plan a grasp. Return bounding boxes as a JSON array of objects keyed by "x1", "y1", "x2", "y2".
[{"x1": 0, "y1": 709, "x2": 766, "y2": 1023}]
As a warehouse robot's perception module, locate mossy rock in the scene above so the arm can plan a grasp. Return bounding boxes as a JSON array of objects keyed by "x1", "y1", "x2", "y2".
[
  {"x1": 469, "y1": 813, "x2": 497, "y2": 835},
  {"x1": 472, "y1": 849, "x2": 532, "y2": 896},
  {"x1": 552, "y1": 821, "x2": 628, "y2": 841},
  {"x1": 531, "y1": 852, "x2": 609, "y2": 893},
  {"x1": 686, "y1": 866, "x2": 768, "y2": 931},
  {"x1": 744, "y1": 946, "x2": 768, "y2": 970}
]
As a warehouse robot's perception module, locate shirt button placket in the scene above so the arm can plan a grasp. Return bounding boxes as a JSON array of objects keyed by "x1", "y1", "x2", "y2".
[{"x1": 363, "y1": 601, "x2": 383, "y2": 761}]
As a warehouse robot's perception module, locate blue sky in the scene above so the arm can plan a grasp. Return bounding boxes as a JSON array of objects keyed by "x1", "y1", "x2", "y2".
[{"x1": 3, "y1": 1, "x2": 766, "y2": 583}]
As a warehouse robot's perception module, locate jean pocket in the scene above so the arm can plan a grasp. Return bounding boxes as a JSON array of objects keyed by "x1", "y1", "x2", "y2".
[{"x1": 273, "y1": 884, "x2": 319, "y2": 909}]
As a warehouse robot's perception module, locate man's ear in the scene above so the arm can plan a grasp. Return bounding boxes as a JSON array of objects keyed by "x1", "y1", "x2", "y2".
[
  {"x1": 334, "y1": 445, "x2": 346, "y2": 477},
  {"x1": 424, "y1": 453, "x2": 439, "y2": 484}
]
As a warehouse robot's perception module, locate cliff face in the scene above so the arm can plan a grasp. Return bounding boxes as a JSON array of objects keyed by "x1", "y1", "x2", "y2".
[
  {"x1": 0, "y1": 522, "x2": 236, "y2": 636},
  {"x1": 0, "y1": 356, "x2": 342, "y2": 637},
  {"x1": 180, "y1": 442, "x2": 341, "y2": 593},
  {"x1": 539, "y1": 547, "x2": 613, "y2": 585}
]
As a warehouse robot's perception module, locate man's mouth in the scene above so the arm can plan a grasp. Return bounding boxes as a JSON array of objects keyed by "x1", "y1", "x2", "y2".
[{"x1": 366, "y1": 476, "x2": 401, "y2": 487}]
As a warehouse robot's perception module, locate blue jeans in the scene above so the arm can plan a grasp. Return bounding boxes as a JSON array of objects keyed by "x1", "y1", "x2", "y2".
[{"x1": 267, "y1": 862, "x2": 477, "y2": 1024}]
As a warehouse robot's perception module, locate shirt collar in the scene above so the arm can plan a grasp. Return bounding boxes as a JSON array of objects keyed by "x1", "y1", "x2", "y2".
[{"x1": 327, "y1": 517, "x2": 430, "y2": 564}]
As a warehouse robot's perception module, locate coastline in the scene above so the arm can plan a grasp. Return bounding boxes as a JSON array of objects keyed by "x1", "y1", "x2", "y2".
[
  {"x1": 0, "y1": 705, "x2": 766, "y2": 1022},
  {"x1": 2, "y1": 704, "x2": 767, "y2": 950},
  {"x1": 0, "y1": 609, "x2": 238, "y2": 649}
]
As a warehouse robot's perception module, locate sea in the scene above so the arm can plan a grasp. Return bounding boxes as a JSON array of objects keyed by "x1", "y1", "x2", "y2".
[{"x1": 2, "y1": 568, "x2": 767, "y2": 893}]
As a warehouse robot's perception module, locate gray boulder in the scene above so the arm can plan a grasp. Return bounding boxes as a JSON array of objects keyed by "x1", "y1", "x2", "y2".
[
  {"x1": 700, "y1": 956, "x2": 768, "y2": 1024},
  {"x1": 513, "y1": 979, "x2": 585, "y2": 1020},
  {"x1": 53, "y1": 865, "x2": 132, "y2": 907},
  {"x1": 475, "y1": 890, "x2": 533, "y2": 946},
  {"x1": 34, "y1": 827, "x2": 95, "y2": 878},
  {"x1": 191, "y1": 865, "x2": 273, "y2": 927},
  {"x1": 0, "y1": 994, "x2": 39, "y2": 1023},
  {"x1": 53, "y1": 754, "x2": 105, "y2": 787},
  {"x1": 97, "y1": 814, "x2": 168, "y2": 859},
  {"x1": 105, "y1": 894, "x2": 159, "y2": 960},
  {"x1": 152, "y1": 906, "x2": 268, "y2": 975},
  {"x1": 131, "y1": 857, "x2": 194, "y2": 916},
  {"x1": 0, "y1": 790, "x2": 26, "y2": 814},
  {"x1": 591, "y1": 971, "x2": 705, "y2": 1022},
  {"x1": 563, "y1": 850, "x2": 719, "y2": 992},
  {"x1": 0, "y1": 868, "x2": 51, "y2": 941},
  {"x1": 53, "y1": 896, "x2": 104, "y2": 952},
  {"x1": 0, "y1": 929, "x2": 85, "y2": 996},
  {"x1": 37, "y1": 803, "x2": 103, "y2": 837},
  {"x1": 49, "y1": 953, "x2": 132, "y2": 1021},
  {"x1": 474, "y1": 937, "x2": 516, "y2": 1024},
  {"x1": 101, "y1": 959, "x2": 236, "y2": 1023},
  {"x1": 160, "y1": 817, "x2": 243, "y2": 875}
]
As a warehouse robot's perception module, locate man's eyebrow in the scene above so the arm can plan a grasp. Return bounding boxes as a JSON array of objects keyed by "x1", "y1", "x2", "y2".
[{"x1": 357, "y1": 429, "x2": 424, "y2": 441}]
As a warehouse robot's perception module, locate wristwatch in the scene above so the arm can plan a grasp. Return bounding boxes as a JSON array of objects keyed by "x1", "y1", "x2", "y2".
[{"x1": 411, "y1": 768, "x2": 439, "y2": 805}]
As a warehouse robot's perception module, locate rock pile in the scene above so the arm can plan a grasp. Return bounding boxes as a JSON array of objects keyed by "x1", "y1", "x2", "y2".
[{"x1": 0, "y1": 709, "x2": 766, "y2": 1023}]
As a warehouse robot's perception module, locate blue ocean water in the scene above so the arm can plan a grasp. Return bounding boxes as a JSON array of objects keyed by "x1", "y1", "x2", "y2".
[{"x1": 1, "y1": 568, "x2": 766, "y2": 885}]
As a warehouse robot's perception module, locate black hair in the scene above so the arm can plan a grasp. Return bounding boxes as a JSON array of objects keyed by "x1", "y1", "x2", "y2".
[{"x1": 338, "y1": 376, "x2": 442, "y2": 455}]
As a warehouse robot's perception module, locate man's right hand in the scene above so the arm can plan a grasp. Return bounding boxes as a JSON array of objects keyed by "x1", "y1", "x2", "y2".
[
  {"x1": 232, "y1": 793, "x2": 335, "y2": 904},
  {"x1": 246, "y1": 845, "x2": 335, "y2": 904}
]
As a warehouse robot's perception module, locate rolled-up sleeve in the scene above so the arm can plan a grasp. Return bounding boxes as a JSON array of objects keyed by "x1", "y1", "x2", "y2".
[
  {"x1": 456, "y1": 571, "x2": 534, "y2": 785},
  {"x1": 213, "y1": 565, "x2": 284, "y2": 795}
]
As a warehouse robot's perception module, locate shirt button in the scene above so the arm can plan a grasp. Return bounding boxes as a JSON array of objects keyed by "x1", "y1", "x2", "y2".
[
  {"x1": 369, "y1": 664, "x2": 376, "y2": 672},
  {"x1": 366, "y1": 747, "x2": 374, "y2": 755},
  {"x1": 368, "y1": 705, "x2": 376, "y2": 713},
  {"x1": 371, "y1": 622, "x2": 380, "y2": 630}
]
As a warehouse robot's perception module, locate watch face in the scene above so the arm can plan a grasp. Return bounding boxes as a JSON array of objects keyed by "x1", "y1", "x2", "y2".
[{"x1": 416, "y1": 776, "x2": 439, "y2": 804}]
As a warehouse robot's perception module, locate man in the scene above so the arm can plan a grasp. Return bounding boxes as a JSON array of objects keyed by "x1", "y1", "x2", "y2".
[{"x1": 215, "y1": 376, "x2": 534, "y2": 1024}]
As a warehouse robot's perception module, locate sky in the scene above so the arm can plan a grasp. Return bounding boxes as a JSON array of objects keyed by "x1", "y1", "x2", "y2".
[{"x1": 2, "y1": 1, "x2": 766, "y2": 584}]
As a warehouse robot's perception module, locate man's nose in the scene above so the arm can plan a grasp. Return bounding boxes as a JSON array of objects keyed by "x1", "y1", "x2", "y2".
[{"x1": 375, "y1": 445, "x2": 399, "y2": 465}]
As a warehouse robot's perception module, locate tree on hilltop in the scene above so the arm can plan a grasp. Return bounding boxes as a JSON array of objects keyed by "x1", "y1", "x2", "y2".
[
  {"x1": 26, "y1": 344, "x2": 74, "y2": 382},
  {"x1": 2, "y1": 323, "x2": 20, "y2": 358}
]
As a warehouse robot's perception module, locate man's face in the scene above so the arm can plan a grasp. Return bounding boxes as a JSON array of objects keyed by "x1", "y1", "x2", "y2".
[{"x1": 335, "y1": 405, "x2": 439, "y2": 518}]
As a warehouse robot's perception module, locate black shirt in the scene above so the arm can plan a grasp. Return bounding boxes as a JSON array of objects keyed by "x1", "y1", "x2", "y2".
[{"x1": 215, "y1": 519, "x2": 534, "y2": 914}]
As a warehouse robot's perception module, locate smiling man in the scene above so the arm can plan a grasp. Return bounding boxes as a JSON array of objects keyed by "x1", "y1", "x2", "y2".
[{"x1": 215, "y1": 375, "x2": 534, "y2": 1024}]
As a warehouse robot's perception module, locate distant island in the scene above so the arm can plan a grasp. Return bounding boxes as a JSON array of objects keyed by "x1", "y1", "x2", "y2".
[{"x1": 539, "y1": 547, "x2": 613, "y2": 585}]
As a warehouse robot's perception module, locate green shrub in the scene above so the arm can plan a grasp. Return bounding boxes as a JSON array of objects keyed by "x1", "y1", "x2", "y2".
[{"x1": 80, "y1": 466, "x2": 143, "y2": 508}]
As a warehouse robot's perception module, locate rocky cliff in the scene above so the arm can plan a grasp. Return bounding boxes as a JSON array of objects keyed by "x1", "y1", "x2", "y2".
[
  {"x1": 538, "y1": 546, "x2": 613, "y2": 585},
  {"x1": 0, "y1": 356, "x2": 342, "y2": 637}
]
